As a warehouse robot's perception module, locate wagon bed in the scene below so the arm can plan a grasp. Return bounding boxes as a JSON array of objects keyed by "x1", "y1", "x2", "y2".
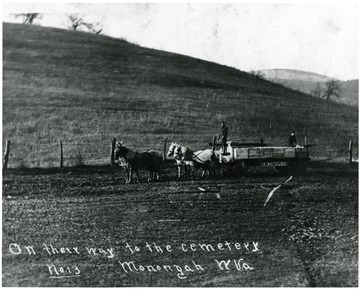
[{"x1": 219, "y1": 141, "x2": 309, "y2": 174}]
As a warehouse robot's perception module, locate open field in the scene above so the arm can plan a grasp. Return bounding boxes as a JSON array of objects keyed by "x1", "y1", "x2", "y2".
[{"x1": 2, "y1": 161, "x2": 358, "y2": 287}]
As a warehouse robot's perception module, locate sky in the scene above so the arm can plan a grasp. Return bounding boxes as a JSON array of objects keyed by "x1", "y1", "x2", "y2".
[{"x1": 2, "y1": 1, "x2": 359, "y2": 80}]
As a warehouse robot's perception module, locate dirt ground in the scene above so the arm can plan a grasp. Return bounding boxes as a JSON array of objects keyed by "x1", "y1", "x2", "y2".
[{"x1": 2, "y1": 161, "x2": 358, "y2": 287}]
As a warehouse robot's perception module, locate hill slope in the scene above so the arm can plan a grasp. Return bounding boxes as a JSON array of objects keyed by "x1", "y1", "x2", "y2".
[
  {"x1": 3, "y1": 23, "x2": 358, "y2": 167},
  {"x1": 258, "y1": 69, "x2": 358, "y2": 107}
]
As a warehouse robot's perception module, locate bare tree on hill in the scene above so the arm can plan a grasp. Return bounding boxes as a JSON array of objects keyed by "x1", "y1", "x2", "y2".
[
  {"x1": 324, "y1": 79, "x2": 342, "y2": 100},
  {"x1": 15, "y1": 13, "x2": 42, "y2": 25},
  {"x1": 311, "y1": 82, "x2": 323, "y2": 98},
  {"x1": 67, "y1": 14, "x2": 87, "y2": 30},
  {"x1": 84, "y1": 22, "x2": 104, "y2": 35},
  {"x1": 249, "y1": 70, "x2": 265, "y2": 79},
  {"x1": 66, "y1": 14, "x2": 104, "y2": 35}
]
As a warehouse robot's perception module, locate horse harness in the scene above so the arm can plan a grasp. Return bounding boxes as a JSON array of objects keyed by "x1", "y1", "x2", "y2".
[
  {"x1": 176, "y1": 146, "x2": 214, "y2": 164},
  {"x1": 121, "y1": 146, "x2": 157, "y2": 168}
]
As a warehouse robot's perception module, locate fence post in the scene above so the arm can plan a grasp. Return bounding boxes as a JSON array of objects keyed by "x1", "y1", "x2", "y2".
[
  {"x1": 59, "y1": 140, "x2": 63, "y2": 168},
  {"x1": 111, "y1": 138, "x2": 116, "y2": 165},
  {"x1": 163, "y1": 137, "x2": 168, "y2": 161},
  {"x1": 304, "y1": 136, "x2": 309, "y2": 159},
  {"x1": 349, "y1": 140, "x2": 353, "y2": 165},
  {"x1": 3, "y1": 140, "x2": 11, "y2": 170}
]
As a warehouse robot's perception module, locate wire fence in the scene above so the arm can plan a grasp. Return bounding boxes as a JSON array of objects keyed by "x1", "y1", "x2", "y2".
[
  {"x1": 2, "y1": 137, "x2": 358, "y2": 169},
  {"x1": 4, "y1": 139, "x2": 114, "y2": 169}
]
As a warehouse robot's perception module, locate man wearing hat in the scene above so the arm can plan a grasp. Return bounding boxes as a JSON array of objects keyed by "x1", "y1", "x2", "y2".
[
  {"x1": 219, "y1": 121, "x2": 228, "y2": 154},
  {"x1": 288, "y1": 131, "x2": 297, "y2": 147}
]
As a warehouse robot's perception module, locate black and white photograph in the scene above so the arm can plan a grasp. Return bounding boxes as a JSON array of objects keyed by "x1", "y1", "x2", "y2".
[{"x1": 2, "y1": 0, "x2": 358, "y2": 287}]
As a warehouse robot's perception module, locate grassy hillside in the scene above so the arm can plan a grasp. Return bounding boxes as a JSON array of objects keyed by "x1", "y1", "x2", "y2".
[
  {"x1": 3, "y1": 23, "x2": 358, "y2": 167},
  {"x1": 338, "y1": 80, "x2": 359, "y2": 107},
  {"x1": 258, "y1": 69, "x2": 358, "y2": 107}
]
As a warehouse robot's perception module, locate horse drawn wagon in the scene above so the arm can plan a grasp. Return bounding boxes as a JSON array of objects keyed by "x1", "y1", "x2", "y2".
[{"x1": 111, "y1": 137, "x2": 312, "y2": 183}]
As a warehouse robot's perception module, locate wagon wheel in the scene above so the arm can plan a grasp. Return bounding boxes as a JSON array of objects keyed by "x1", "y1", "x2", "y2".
[
  {"x1": 232, "y1": 161, "x2": 246, "y2": 176},
  {"x1": 275, "y1": 165, "x2": 290, "y2": 175},
  {"x1": 288, "y1": 159, "x2": 307, "y2": 175}
]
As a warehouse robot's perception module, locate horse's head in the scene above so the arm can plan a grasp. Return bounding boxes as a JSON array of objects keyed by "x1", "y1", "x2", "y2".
[
  {"x1": 167, "y1": 143, "x2": 178, "y2": 158},
  {"x1": 114, "y1": 141, "x2": 128, "y2": 160},
  {"x1": 173, "y1": 144, "x2": 183, "y2": 160}
]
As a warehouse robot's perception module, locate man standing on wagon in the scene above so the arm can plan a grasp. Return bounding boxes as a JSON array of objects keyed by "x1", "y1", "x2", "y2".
[
  {"x1": 288, "y1": 130, "x2": 297, "y2": 147},
  {"x1": 219, "y1": 121, "x2": 228, "y2": 154}
]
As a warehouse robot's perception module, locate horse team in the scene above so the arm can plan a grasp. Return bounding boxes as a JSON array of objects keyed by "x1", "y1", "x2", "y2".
[{"x1": 113, "y1": 140, "x2": 222, "y2": 183}]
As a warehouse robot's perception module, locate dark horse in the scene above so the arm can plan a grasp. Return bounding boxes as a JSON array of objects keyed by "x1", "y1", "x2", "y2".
[{"x1": 114, "y1": 142, "x2": 162, "y2": 183}]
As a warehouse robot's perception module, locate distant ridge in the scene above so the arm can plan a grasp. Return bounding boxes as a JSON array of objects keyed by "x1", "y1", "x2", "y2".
[
  {"x1": 257, "y1": 68, "x2": 358, "y2": 107},
  {"x1": 258, "y1": 69, "x2": 333, "y2": 82}
]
